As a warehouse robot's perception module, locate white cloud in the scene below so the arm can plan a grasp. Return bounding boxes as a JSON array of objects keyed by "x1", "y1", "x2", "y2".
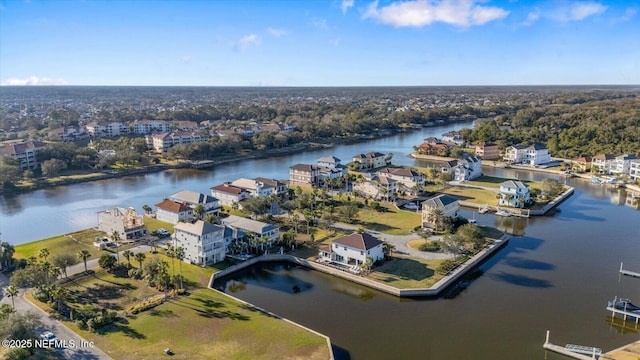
[
  {"x1": 363, "y1": 0, "x2": 509, "y2": 28},
  {"x1": 311, "y1": 18, "x2": 330, "y2": 30},
  {"x1": 235, "y1": 34, "x2": 260, "y2": 51},
  {"x1": 341, "y1": 0, "x2": 355, "y2": 14},
  {"x1": 2, "y1": 76, "x2": 68, "y2": 86},
  {"x1": 617, "y1": 7, "x2": 637, "y2": 22},
  {"x1": 523, "y1": 10, "x2": 540, "y2": 26},
  {"x1": 267, "y1": 27, "x2": 287, "y2": 37},
  {"x1": 548, "y1": 2, "x2": 608, "y2": 22}
]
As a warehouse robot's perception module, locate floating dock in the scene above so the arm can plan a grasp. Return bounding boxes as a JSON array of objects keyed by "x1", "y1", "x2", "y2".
[
  {"x1": 543, "y1": 331, "x2": 601, "y2": 359},
  {"x1": 619, "y1": 262, "x2": 640, "y2": 278}
]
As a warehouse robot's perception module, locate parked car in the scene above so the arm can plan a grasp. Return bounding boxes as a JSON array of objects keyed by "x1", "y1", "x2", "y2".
[
  {"x1": 156, "y1": 228, "x2": 170, "y2": 237},
  {"x1": 40, "y1": 331, "x2": 56, "y2": 341}
]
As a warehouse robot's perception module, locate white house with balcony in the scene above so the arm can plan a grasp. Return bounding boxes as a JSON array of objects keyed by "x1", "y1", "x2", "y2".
[
  {"x1": 421, "y1": 194, "x2": 460, "y2": 228},
  {"x1": 499, "y1": 180, "x2": 531, "y2": 208},
  {"x1": 352, "y1": 152, "x2": 389, "y2": 170},
  {"x1": 317, "y1": 155, "x2": 348, "y2": 180},
  {"x1": 231, "y1": 178, "x2": 274, "y2": 198},
  {"x1": 353, "y1": 174, "x2": 398, "y2": 201},
  {"x1": 592, "y1": 154, "x2": 616, "y2": 174},
  {"x1": 629, "y1": 159, "x2": 640, "y2": 181},
  {"x1": 318, "y1": 232, "x2": 384, "y2": 266},
  {"x1": 453, "y1": 155, "x2": 482, "y2": 181},
  {"x1": 611, "y1": 154, "x2": 638, "y2": 175},
  {"x1": 377, "y1": 167, "x2": 425, "y2": 189},
  {"x1": 86, "y1": 121, "x2": 128, "y2": 138},
  {"x1": 504, "y1": 145, "x2": 551, "y2": 166},
  {"x1": 133, "y1": 119, "x2": 172, "y2": 134},
  {"x1": 174, "y1": 220, "x2": 226, "y2": 265}
]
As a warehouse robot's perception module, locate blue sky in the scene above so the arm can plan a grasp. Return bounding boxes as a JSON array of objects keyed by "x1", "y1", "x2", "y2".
[{"x1": 1, "y1": 0, "x2": 639, "y2": 86}]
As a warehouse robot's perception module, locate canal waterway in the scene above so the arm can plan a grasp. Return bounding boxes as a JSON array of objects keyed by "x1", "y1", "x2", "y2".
[
  {"x1": 1, "y1": 122, "x2": 472, "y2": 244},
  {"x1": 216, "y1": 179, "x2": 640, "y2": 359},
  {"x1": 1, "y1": 120, "x2": 639, "y2": 359}
]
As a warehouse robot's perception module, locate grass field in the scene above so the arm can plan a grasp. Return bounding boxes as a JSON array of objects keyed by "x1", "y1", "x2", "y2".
[
  {"x1": 442, "y1": 186, "x2": 499, "y2": 206},
  {"x1": 142, "y1": 217, "x2": 174, "y2": 234},
  {"x1": 368, "y1": 256, "x2": 445, "y2": 289},
  {"x1": 14, "y1": 228, "x2": 106, "y2": 260},
  {"x1": 357, "y1": 204, "x2": 421, "y2": 235},
  {"x1": 29, "y1": 253, "x2": 330, "y2": 360}
]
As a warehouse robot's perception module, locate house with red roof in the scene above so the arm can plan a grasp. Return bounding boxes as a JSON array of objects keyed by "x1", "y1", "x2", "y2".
[
  {"x1": 155, "y1": 199, "x2": 194, "y2": 224},
  {"x1": 318, "y1": 232, "x2": 384, "y2": 266}
]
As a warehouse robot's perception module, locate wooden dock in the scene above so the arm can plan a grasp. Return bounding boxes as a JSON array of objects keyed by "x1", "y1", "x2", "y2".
[
  {"x1": 543, "y1": 331, "x2": 601, "y2": 360},
  {"x1": 606, "y1": 304, "x2": 640, "y2": 324},
  {"x1": 619, "y1": 262, "x2": 640, "y2": 278}
]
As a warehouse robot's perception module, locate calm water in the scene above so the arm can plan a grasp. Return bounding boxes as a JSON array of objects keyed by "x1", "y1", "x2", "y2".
[
  {"x1": 216, "y1": 180, "x2": 640, "y2": 359},
  {"x1": 0, "y1": 122, "x2": 471, "y2": 244},
  {"x1": 1, "y1": 120, "x2": 639, "y2": 359}
]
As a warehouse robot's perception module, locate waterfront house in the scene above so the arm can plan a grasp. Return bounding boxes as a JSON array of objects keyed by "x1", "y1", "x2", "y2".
[
  {"x1": 97, "y1": 207, "x2": 146, "y2": 240},
  {"x1": 475, "y1": 141, "x2": 500, "y2": 160},
  {"x1": 133, "y1": 119, "x2": 172, "y2": 134},
  {"x1": 254, "y1": 177, "x2": 288, "y2": 196},
  {"x1": 352, "y1": 151, "x2": 388, "y2": 170},
  {"x1": 169, "y1": 190, "x2": 220, "y2": 216},
  {"x1": 453, "y1": 155, "x2": 482, "y2": 181},
  {"x1": 155, "y1": 199, "x2": 194, "y2": 224},
  {"x1": 231, "y1": 178, "x2": 275, "y2": 198},
  {"x1": 591, "y1": 154, "x2": 616, "y2": 174},
  {"x1": 0, "y1": 140, "x2": 48, "y2": 171},
  {"x1": 503, "y1": 145, "x2": 528, "y2": 164},
  {"x1": 441, "y1": 131, "x2": 465, "y2": 146},
  {"x1": 630, "y1": 160, "x2": 640, "y2": 181},
  {"x1": 421, "y1": 194, "x2": 460, "y2": 228},
  {"x1": 499, "y1": 180, "x2": 530, "y2": 208},
  {"x1": 503, "y1": 144, "x2": 551, "y2": 166},
  {"x1": 377, "y1": 167, "x2": 425, "y2": 189},
  {"x1": 571, "y1": 156, "x2": 592, "y2": 173},
  {"x1": 414, "y1": 141, "x2": 449, "y2": 156},
  {"x1": 318, "y1": 232, "x2": 384, "y2": 266},
  {"x1": 220, "y1": 215, "x2": 280, "y2": 247},
  {"x1": 174, "y1": 220, "x2": 225, "y2": 265},
  {"x1": 317, "y1": 155, "x2": 348, "y2": 180},
  {"x1": 289, "y1": 163, "x2": 321, "y2": 186},
  {"x1": 210, "y1": 182, "x2": 251, "y2": 207},
  {"x1": 611, "y1": 154, "x2": 638, "y2": 175}
]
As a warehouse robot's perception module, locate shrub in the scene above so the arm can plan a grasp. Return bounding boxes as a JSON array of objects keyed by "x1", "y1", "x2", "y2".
[
  {"x1": 437, "y1": 260, "x2": 458, "y2": 275},
  {"x1": 31, "y1": 287, "x2": 50, "y2": 302},
  {"x1": 419, "y1": 241, "x2": 442, "y2": 252},
  {"x1": 129, "y1": 296, "x2": 165, "y2": 314}
]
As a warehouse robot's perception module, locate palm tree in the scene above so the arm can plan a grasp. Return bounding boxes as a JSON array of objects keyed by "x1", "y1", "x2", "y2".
[
  {"x1": 50, "y1": 285, "x2": 68, "y2": 312},
  {"x1": 175, "y1": 246, "x2": 185, "y2": 289},
  {"x1": 382, "y1": 242, "x2": 396, "y2": 259},
  {"x1": 134, "y1": 252, "x2": 146, "y2": 269},
  {"x1": 292, "y1": 213, "x2": 300, "y2": 234},
  {"x1": 39, "y1": 248, "x2": 50, "y2": 262},
  {"x1": 428, "y1": 208, "x2": 445, "y2": 232},
  {"x1": 111, "y1": 231, "x2": 120, "y2": 262},
  {"x1": 78, "y1": 250, "x2": 91, "y2": 273},
  {"x1": 142, "y1": 204, "x2": 152, "y2": 214},
  {"x1": 122, "y1": 250, "x2": 133, "y2": 267},
  {"x1": 166, "y1": 243, "x2": 176, "y2": 281},
  {"x1": 4, "y1": 285, "x2": 18, "y2": 309},
  {"x1": 194, "y1": 204, "x2": 206, "y2": 219},
  {"x1": 49, "y1": 266, "x2": 61, "y2": 282}
]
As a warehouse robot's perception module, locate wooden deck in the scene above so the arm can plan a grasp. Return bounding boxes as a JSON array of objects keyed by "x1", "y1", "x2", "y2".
[{"x1": 619, "y1": 262, "x2": 640, "y2": 278}]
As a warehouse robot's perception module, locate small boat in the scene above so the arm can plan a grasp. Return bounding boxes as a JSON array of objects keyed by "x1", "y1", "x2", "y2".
[
  {"x1": 591, "y1": 177, "x2": 603, "y2": 185},
  {"x1": 468, "y1": 213, "x2": 477, "y2": 224},
  {"x1": 609, "y1": 298, "x2": 640, "y2": 312}
]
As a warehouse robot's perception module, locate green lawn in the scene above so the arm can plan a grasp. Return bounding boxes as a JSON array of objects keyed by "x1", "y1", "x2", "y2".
[
  {"x1": 14, "y1": 228, "x2": 106, "y2": 260},
  {"x1": 357, "y1": 204, "x2": 421, "y2": 235},
  {"x1": 368, "y1": 256, "x2": 445, "y2": 289},
  {"x1": 442, "y1": 186, "x2": 499, "y2": 206},
  {"x1": 143, "y1": 217, "x2": 175, "y2": 234},
  {"x1": 466, "y1": 175, "x2": 506, "y2": 188},
  {"x1": 28, "y1": 253, "x2": 330, "y2": 360}
]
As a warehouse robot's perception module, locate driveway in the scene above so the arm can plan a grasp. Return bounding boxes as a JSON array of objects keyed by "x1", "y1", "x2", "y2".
[
  {"x1": 331, "y1": 222, "x2": 452, "y2": 260},
  {"x1": 0, "y1": 272, "x2": 112, "y2": 360}
]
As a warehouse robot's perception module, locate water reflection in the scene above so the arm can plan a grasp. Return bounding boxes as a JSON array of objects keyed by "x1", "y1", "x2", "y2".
[{"x1": 494, "y1": 216, "x2": 528, "y2": 236}]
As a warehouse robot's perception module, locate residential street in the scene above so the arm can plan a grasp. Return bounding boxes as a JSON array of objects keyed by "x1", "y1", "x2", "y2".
[
  {"x1": 0, "y1": 238, "x2": 173, "y2": 360},
  {"x1": 0, "y1": 272, "x2": 112, "y2": 360}
]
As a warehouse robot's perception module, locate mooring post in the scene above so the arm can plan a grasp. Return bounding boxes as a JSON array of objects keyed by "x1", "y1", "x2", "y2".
[{"x1": 545, "y1": 330, "x2": 550, "y2": 344}]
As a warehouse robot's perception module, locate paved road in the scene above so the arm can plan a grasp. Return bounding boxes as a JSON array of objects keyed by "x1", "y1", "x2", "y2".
[
  {"x1": 0, "y1": 237, "x2": 172, "y2": 360},
  {"x1": 331, "y1": 222, "x2": 452, "y2": 260},
  {"x1": 0, "y1": 272, "x2": 112, "y2": 360}
]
